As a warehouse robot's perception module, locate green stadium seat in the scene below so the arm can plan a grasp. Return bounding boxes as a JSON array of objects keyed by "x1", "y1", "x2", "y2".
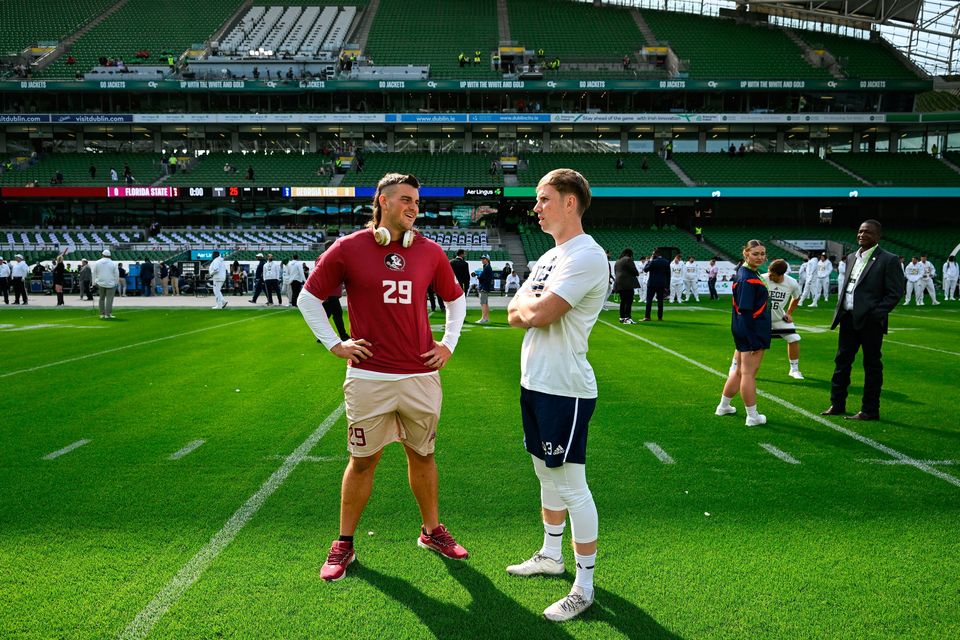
[
  {"x1": 831, "y1": 152, "x2": 960, "y2": 186},
  {"x1": 672, "y1": 152, "x2": 851, "y2": 186},
  {"x1": 517, "y1": 153, "x2": 682, "y2": 187}
]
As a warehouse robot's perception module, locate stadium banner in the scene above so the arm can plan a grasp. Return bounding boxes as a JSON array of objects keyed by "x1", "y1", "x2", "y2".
[
  {"x1": 7, "y1": 113, "x2": 947, "y2": 125},
  {"x1": 504, "y1": 186, "x2": 960, "y2": 199},
  {"x1": 106, "y1": 186, "x2": 180, "y2": 198},
  {"x1": 4, "y1": 185, "x2": 960, "y2": 200},
  {"x1": 0, "y1": 78, "x2": 933, "y2": 93}
]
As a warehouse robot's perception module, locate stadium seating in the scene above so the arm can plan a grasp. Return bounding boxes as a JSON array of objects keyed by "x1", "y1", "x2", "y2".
[
  {"x1": 640, "y1": 11, "x2": 831, "y2": 80},
  {"x1": 884, "y1": 229, "x2": 960, "y2": 264},
  {"x1": 520, "y1": 225, "x2": 710, "y2": 261},
  {"x1": 0, "y1": 153, "x2": 164, "y2": 187},
  {"x1": 507, "y1": 0, "x2": 642, "y2": 59},
  {"x1": 40, "y1": 0, "x2": 242, "y2": 78},
  {"x1": 945, "y1": 152, "x2": 960, "y2": 168},
  {"x1": 798, "y1": 31, "x2": 918, "y2": 80},
  {"x1": 915, "y1": 91, "x2": 960, "y2": 112},
  {"x1": 703, "y1": 227, "x2": 818, "y2": 263},
  {"x1": 830, "y1": 152, "x2": 960, "y2": 186},
  {"x1": 165, "y1": 153, "x2": 334, "y2": 187},
  {"x1": 0, "y1": 0, "x2": 114, "y2": 54},
  {"x1": 516, "y1": 152, "x2": 682, "y2": 187},
  {"x1": 340, "y1": 153, "x2": 502, "y2": 187},
  {"x1": 672, "y1": 152, "x2": 852, "y2": 186},
  {"x1": 363, "y1": 0, "x2": 500, "y2": 79}
]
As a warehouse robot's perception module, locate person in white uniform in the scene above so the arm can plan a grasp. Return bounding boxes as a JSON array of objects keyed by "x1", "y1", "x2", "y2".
[
  {"x1": 811, "y1": 253, "x2": 833, "y2": 306},
  {"x1": 797, "y1": 256, "x2": 816, "y2": 306},
  {"x1": 668, "y1": 254, "x2": 684, "y2": 303},
  {"x1": 681, "y1": 256, "x2": 700, "y2": 302},
  {"x1": 903, "y1": 256, "x2": 922, "y2": 304},
  {"x1": 208, "y1": 251, "x2": 228, "y2": 309},
  {"x1": 762, "y1": 259, "x2": 805, "y2": 379},
  {"x1": 917, "y1": 254, "x2": 939, "y2": 305},
  {"x1": 92, "y1": 249, "x2": 119, "y2": 319},
  {"x1": 943, "y1": 255, "x2": 958, "y2": 301}
]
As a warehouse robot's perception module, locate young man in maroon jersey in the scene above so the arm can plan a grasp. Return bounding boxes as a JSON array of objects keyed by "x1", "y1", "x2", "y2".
[{"x1": 298, "y1": 173, "x2": 468, "y2": 581}]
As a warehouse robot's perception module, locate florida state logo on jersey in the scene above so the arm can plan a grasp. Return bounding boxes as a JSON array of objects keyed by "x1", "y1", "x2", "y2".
[{"x1": 384, "y1": 253, "x2": 405, "y2": 272}]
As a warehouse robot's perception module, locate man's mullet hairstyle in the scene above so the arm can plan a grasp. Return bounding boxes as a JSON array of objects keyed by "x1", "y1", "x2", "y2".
[
  {"x1": 769, "y1": 258, "x2": 788, "y2": 276},
  {"x1": 541, "y1": 168, "x2": 591, "y2": 215},
  {"x1": 367, "y1": 173, "x2": 420, "y2": 230}
]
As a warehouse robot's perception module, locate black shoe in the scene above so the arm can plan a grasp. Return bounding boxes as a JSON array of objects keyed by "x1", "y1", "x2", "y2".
[
  {"x1": 820, "y1": 406, "x2": 846, "y2": 416},
  {"x1": 845, "y1": 412, "x2": 879, "y2": 421}
]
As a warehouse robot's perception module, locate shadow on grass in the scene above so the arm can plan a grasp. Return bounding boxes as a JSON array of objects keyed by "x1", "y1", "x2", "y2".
[{"x1": 355, "y1": 561, "x2": 682, "y2": 639}]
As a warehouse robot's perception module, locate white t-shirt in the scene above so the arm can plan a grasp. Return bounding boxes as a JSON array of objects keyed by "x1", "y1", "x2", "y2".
[
  {"x1": 520, "y1": 233, "x2": 608, "y2": 399},
  {"x1": 817, "y1": 259, "x2": 833, "y2": 278},
  {"x1": 904, "y1": 262, "x2": 922, "y2": 282},
  {"x1": 208, "y1": 256, "x2": 226, "y2": 282},
  {"x1": 670, "y1": 260, "x2": 684, "y2": 280},
  {"x1": 682, "y1": 262, "x2": 699, "y2": 280},
  {"x1": 762, "y1": 272, "x2": 801, "y2": 327}
]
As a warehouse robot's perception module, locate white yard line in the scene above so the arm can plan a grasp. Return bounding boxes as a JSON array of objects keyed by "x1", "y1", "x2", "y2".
[
  {"x1": 0, "y1": 310, "x2": 284, "y2": 379},
  {"x1": 759, "y1": 443, "x2": 801, "y2": 465},
  {"x1": 600, "y1": 320, "x2": 960, "y2": 489},
  {"x1": 898, "y1": 313, "x2": 960, "y2": 324},
  {"x1": 644, "y1": 442, "x2": 675, "y2": 464},
  {"x1": 43, "y1": 439, "x2": 91, "y2": 460},
  {"x1": 885, "y1": 339, "x2": 960, "y2": 357},
  {"x1": 169, "y1": 440, "x2": 206, "y2": 461},
  {"x1": 120, "y1": 403, "x2": 345, "y2": 640},
  {"x1": 860, "y1": 459, "x2": 957, "y2": 466}
]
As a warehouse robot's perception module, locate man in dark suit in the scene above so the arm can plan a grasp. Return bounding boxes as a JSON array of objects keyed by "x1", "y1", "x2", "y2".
[
  {"x1": 450, "y1": 249, "x2": 470, "y2": 295},
  {"x1": 821, "y1": 220, "x2": 904, "y2": 421},
  {"x1": 642, "y1": 251, "x2": 671, "y2": 321}
]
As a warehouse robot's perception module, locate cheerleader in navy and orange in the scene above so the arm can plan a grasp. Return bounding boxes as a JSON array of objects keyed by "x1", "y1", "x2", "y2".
[{"x1": 716, "y1": 239, "x2": 772, "y2": 426}]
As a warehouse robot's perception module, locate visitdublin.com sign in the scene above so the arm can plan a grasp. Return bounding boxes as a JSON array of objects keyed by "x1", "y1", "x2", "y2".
[{"x1": 3, "y1": 112, "x2": 957, "y2": 125}]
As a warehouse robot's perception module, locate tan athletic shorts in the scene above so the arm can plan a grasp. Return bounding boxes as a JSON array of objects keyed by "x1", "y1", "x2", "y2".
[{"x1": 342, "y1": 373, "x2": 442, "y2": 457}]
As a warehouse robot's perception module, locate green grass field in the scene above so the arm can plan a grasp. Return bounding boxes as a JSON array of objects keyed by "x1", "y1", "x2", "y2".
[{"x1": 2, "y1": 300, "x2": 959, "y2": 639}]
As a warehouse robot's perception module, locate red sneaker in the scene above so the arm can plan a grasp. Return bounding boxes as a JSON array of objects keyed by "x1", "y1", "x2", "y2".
[
  {"x1": 320, "y1": 540, "x2": 355, "y2": 581},
  {"x1": 417, "y1": 524, "x2": 469, "y2": 560}
]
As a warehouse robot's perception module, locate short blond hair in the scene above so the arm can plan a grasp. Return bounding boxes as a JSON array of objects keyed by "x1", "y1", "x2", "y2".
[{"x1": 539, "y1": 168, "x2": 591, "y2": 216}]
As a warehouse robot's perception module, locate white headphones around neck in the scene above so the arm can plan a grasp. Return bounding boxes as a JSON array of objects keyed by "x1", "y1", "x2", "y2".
[{"x1": 374, "y1": 226, "x2": 414, "y2": 248}]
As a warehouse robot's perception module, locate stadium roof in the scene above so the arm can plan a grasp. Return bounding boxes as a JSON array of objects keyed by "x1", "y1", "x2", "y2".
[{"x1": 596, "y1": 0, "x2": 960, "y2": 76}]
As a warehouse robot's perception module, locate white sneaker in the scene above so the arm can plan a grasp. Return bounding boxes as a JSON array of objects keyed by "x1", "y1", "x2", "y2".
[
  {"x1": 715, "y1": 405, "x2": 736, "y2": 416},
  {"x1": 788, "y1": 370, "x2": 805, "y2": 380},
  {"x1": 476, "y1": 318, "x2": 489, "y2": 325},
  {"x1": 544, "y1": 586, "x2": 594, "y2": 622},
  {"x1": 745, "y1": 414, "x2": 767, "y2": 427},
  {"x1": 222, "y1": 301, "x2": 228, "y2": 309},
  {"x1": 506, "y1": 552, "x2": 564, "y2": 576},
  {"x1": 211, "y1": 305, "x2": 220, "y2": 309},
  {"x1": 808, "y1": 303, "x2": 818, "y2": 308}
]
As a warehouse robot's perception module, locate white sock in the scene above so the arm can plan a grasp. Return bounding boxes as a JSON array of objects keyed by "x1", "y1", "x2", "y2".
[
  {"x1": 540, "y1": 522, "x2": 565, "y2": 560},
  {"x1": 573, "y1": 552, "x2": 596, "y2": 597},
  {"x1": 746, "y1": 404, "x2": 760, "y2": 418},
  {"x1": 789, "y1": 359, "x2": 799, "y2": 371},
  {"x1": 719, "y1": 395, "x2": 734, "y2": 409}
]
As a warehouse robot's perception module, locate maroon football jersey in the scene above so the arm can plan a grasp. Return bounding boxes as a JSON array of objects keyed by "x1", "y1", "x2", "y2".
[{"x1": 304, "y1": 229, "x2": 462, "y2": 374}]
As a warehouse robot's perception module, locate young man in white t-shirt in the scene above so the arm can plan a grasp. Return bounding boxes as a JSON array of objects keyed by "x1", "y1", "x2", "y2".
[
  {"x1": 903, "y1": 256, "x2": 922, "y2": 304},
  {"x1": 681, "y1": 256, "x2": 700, "y2": 302},
  {"x1": 763, "y1": 259, "x2": 805, "y2": 379},
  {"x1": 917, "y1": 254, "x2": 940, "y2": 305},
  {"x1": 668, "y1": 254, "x2": 684, "y2": 303},
  {"x1": 507, "y1": 168, "x2": 607, "y2": 622}
]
